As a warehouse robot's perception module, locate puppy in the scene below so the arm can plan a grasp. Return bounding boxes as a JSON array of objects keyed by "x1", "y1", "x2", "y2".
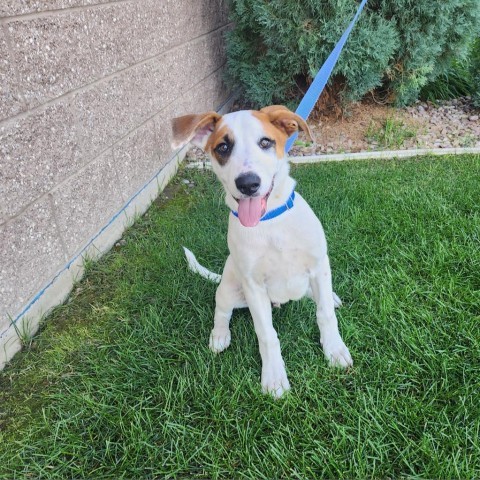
[{"x1": 172, "y1": 105, "x2": 352, "y2": 397}]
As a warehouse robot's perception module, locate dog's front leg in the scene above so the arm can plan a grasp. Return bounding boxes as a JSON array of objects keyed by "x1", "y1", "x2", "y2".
[
  {"x1": 311, "y1": 255, "x2": 353, "y2": 368},
  {"x1": 243, "y1": 280, "x2": 290, "y2": 398},
  {"x1": 210, "y1": 256, "x2": 246, "y2": 353}
]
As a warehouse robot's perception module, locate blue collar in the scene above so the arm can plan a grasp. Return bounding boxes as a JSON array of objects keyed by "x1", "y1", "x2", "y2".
[{"x1": 231, "y1": 190, "x2": 296, "y2": 222}]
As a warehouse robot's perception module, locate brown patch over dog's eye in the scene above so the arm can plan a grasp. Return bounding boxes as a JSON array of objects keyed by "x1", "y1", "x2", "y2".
[{"x1": 213, "y1": 135, "x2": 234, "y2": 166}]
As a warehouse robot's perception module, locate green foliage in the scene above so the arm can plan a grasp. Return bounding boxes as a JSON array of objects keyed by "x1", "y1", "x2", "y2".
[
  {"x1": 365, "y1": 116, "x2": 417, "y2": 149},
  {"x1": 470, "y1": 38, "x2": 480, "y2": 107},
  {"x1": 420, "y1": 37, "x2": 480, "y2": 103},
  {"x1": 420, "y1": 62, "x2": 473, "y2": 102},
  {"x1": 226, "y1": 0, "x2": 480, "y2": 107}
]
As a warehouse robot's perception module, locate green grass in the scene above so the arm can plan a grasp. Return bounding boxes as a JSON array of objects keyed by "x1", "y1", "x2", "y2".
[
  {"x1": 365, "y1": 116, "x2": 417, "y2": 149},
  {"x1": 1, "y1": 155, "x2": 480, "y2": 479}
]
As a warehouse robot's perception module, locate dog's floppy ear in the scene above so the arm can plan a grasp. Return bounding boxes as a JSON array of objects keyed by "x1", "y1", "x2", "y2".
[
  {"x1": 260, "y1": 105, "x2": 314, "y2": 142},
  {"x1": 171, "y1": 112, "x2": 222, "y2": 150}
]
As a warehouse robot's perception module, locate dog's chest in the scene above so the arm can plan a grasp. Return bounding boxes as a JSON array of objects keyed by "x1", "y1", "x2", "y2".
[
  {"x1": 231, "y1": 230, "x2": 317, "y2": 303},
  {"x1": 262, "y1": 235, "x2": 315, "y2": 302}
]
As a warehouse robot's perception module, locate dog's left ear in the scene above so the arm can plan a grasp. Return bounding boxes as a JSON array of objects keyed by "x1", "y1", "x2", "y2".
[
  {"x1": 171, "y1": 112, "x2": 222, "y2": 150},
  {"x1": 260, "y1": 105, "x2": 314, "y2": 142}
]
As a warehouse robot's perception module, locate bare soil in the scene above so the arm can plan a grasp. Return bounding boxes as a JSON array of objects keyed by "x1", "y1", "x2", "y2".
[
  {"x1": 288, "y1": 96, "x2": 479, "y2": 156},
  {"x1": 297, "y1": 99, "x2": 418, "y2": 154}
]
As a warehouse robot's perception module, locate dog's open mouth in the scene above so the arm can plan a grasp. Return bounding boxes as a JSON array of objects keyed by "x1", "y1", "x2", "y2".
[{"x1": 236, "y1": 180, "x2": 274, "y2": 228}]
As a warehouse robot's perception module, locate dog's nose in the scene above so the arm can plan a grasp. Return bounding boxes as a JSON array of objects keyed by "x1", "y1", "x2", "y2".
[{"x1": 235, "y1": 172, "x2": 261, "y2": 196}]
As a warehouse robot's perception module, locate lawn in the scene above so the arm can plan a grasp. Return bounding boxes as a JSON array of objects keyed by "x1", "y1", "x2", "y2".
[{"x1": 1, "y1": 154, "x2": 479, "y2": 479}]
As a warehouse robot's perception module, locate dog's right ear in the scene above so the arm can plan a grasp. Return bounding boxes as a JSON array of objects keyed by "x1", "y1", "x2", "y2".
[
  {"x1": 260, "y1": 105, "x2": 314, "y2": 142},
  {"x1": 171, "y1": 112, "x2": 221, "y2": 150}
]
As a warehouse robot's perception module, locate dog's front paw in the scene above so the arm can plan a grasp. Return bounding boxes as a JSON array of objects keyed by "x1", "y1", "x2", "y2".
[
  {"x1": 261, "y1": 362, "x2": 290, "y2": 399},
  {"x1": 322, "y1": 338, "x2": 353, "y2": 368},
  {"x1": 209, "y1": 327, "x2": 231, "y2": 353}
]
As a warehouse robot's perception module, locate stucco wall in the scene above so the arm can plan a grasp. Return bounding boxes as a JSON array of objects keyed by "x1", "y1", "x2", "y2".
[{"x1": 0, "y1": 0, "x2": 231, "y2": 368}]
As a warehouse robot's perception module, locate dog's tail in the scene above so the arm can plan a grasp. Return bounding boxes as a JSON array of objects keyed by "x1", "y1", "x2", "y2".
[{"x1": 183, "y1": 247, "x2": 222, "y2": 283}]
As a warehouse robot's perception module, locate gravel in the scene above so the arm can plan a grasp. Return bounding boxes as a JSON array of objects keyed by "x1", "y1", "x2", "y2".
[{"x1": 405, "y1": 97, "x2": 480, "y2": 150}]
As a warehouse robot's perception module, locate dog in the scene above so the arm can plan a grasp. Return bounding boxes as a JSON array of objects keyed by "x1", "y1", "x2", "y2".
[{"x1": 171, "y1": 105, "x2": 352, "y2": 398}]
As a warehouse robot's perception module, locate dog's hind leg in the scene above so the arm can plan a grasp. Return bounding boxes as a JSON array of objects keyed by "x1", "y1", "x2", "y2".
[
  {"x1": 307, "y1": 288, "x2": 342, "y2": 308},
  {"x1": 310, "y1": 255, "x2": 353, "y2": 368},
  {"x1": 209, "y1": 255, "x2": 246, "y2": 353},
  {"x1": 332, "y1": 292, "x2": 342, "y2": 308}
]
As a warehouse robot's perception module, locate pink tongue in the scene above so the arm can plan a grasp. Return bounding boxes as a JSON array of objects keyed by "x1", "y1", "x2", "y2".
[{"x1": 237, "y1": 196, "x2": 264, "y2": 227}]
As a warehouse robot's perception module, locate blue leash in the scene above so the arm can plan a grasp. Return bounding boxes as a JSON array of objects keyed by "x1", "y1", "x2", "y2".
[
  {"x1": 285, "y1": 0, "x2": 368, "y2": 153},
  {"x1": 232, "y1": 0, "x2": 368, "y2": 223}
]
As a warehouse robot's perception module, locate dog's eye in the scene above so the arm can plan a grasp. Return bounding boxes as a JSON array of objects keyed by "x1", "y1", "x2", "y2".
[
  {"x1": 215, "y1": 143, "x2": 230, "y2": 155},
  {"x1": 259, "y1": 137, "x2": 274, "y2": 149}
]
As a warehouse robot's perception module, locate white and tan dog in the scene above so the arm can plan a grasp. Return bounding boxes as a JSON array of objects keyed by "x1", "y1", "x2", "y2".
[{"x1": 172, "y1": 105, "x2": 352, "y2": 398}]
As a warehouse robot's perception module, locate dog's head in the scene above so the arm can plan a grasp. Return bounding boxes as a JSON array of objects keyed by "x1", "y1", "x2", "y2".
[{"x1": 171, "y1": 105, "x2": 312, "y2": 227}]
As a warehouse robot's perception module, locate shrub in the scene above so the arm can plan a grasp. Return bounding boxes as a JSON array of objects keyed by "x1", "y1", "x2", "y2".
[
  {"x1": 420, "y1": 37, "x2": 480, "y2": 103},
  {"x1": 419, "y1": 61, "x2": 473, "y2": 103},
  {"x1": 470, "y1": 38, "x2": 480, "y2": 108},
  {"x1": 225, "y1": 0, "x2": 480, "y2": 108}
]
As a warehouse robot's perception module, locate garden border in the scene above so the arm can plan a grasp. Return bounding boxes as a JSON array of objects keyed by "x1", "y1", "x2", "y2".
[{"x1": 289, "y1": 147, "x2": 480, "y2": 164}]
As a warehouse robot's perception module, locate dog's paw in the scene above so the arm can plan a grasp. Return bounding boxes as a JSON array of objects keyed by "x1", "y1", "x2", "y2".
[
  {"x1": 332, "y1": 292, "x2": 342, "y2": 308},
  {"x1": 322, "y1": 338, "x2": 353, "y2": 368},
  {"x1": 261, "y1": 363, "x2": 290, "y2": 399},
  {"x1": 209, "y1": 328, "x2": 231, "y2": 353}
]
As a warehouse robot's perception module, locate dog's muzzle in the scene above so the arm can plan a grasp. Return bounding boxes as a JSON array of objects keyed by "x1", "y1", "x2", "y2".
[{"x1": 233, "y1": 174, "x2": 274, "y2": 228}]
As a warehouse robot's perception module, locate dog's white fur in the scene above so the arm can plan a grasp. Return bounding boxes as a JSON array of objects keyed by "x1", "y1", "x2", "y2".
[{"x1": 172, "y1": 106, "x2": 352, "y2": 398}]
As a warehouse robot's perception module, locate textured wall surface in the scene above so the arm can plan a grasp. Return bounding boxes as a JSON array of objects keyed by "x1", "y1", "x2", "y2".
[{"x1": 0, "y1": 0, "x2": 231, "y2": 367}]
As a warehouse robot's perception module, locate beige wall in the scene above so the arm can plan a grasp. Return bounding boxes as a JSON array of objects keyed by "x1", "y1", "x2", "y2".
[{"x1": 0, "y1": 0, "x2": 231, "y2": 368}]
